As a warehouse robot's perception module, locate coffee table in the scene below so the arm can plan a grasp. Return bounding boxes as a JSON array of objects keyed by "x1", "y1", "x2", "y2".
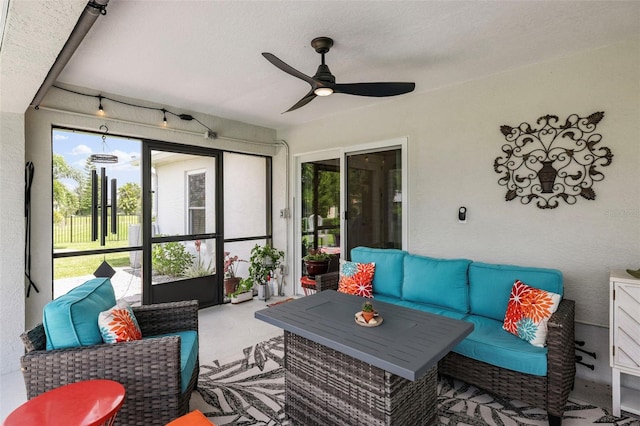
[{"x1": 255, "y1": 290, "x2": 473, "y2": 425}]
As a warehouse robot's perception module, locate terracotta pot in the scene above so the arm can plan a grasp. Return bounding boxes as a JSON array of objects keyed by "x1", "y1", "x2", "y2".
[
  {"x1": 224, "y1": 277, "x2": 240, "y2": 296},
  {"x1": 305, "y1": 260, "x2": 329, "y2": 278},
  {"x1": 362, "y1": 311, "x2": 375, "y2": 323}
]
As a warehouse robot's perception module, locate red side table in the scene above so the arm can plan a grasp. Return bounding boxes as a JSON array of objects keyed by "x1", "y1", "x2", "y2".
[
  {"x1": 4, "y1": 379, "x2": 125, "y2": 426},
  {"x1": 300, "y1": 275, "x2": 317, "y2": 296}
]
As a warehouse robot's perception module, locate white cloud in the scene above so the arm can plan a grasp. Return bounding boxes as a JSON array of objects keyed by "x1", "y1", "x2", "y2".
[
  {"x1": 71, "y1": 144, "x2": 92, "y2": 155},
  {"x1": 53, "y1": 134, "x2": 68, "y2": 141}
]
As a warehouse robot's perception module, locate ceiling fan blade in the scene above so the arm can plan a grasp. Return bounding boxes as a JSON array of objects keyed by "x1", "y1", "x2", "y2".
[
  {"x1": 284, "y1": 90, "x2": 317, "y2": 113},
  {"x1": 262, "y1": 52, "x2": 317, "y2": 86},
  {"x1": 332, "y1": 82, "x2": 415, "y2": 97}
]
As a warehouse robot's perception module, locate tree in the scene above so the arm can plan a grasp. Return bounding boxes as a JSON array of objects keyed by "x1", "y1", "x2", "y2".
[
  {"x1": 118, "y1": 182, "x2": 141, "y2": 215},
  {"x1": 77, "y1": 158, "x2": 96, "y2": 215},
  {"x1": 52, "y1": 154, "x2": 82, "y2": 217}
]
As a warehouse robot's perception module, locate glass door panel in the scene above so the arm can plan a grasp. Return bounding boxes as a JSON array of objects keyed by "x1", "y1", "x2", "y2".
[
  {"x1": 301, "y1": 159, "x2": 341, "y2": 275},
  {"x1": 144, "y1": 145, "x2": 221, "y2": 306},
  {"x1": 346, "y1": 149, "x2": 402, "y2": 255}
]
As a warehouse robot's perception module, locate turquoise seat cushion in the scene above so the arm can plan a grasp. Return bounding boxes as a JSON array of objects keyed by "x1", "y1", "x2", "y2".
[
  {"x1": 393, "y1": 300, "x2": 468, "y2": 320},
  {"x1": 402, "y1": 254, "x2": 471, "y2": 313},
  {"x1": 454, "y1": 315, "x2": 548, "y2": 376},
  {"x1": 469, "y1": 262, "x2": 563, "y2": 321},
  {"x1": 351, "y1": 247, "x2": 407, "y2": 298},
  {"x1": 43, "y1": 278, "x2": 116, "y2": 350},
  {"x1": 145, "y1": 330, "x2": 198, "y2": 393}
]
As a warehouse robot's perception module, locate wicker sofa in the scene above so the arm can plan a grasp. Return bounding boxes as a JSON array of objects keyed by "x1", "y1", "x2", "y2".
[
  {"x1": 316, "y1": 247, "x2": 575, "y2": 426},
  {"x1": 20, "y1": 282, "x2": 199, "y2": 426}
]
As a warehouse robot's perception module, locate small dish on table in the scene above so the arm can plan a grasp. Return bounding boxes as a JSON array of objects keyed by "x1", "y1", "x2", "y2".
[{"x1": 355, "y1": 311, "x2": 383, "y2": 327}]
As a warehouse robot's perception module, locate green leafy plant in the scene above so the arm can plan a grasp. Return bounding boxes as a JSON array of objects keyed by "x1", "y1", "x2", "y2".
[
  {"x1": 249, "y1": 244, "x2": 284, "y2": 285},
  {"x1": 303, "y1": 248, "x2": 331, "y2": 262},
  {"x1": 152, "y1": 240, "x2": 194, "y2": 277},
  {"x1": 230, "y1": 278, "x2": 254, "y2": 297},
  {"x1": 362, "y1": 300, "x2": 374, "y2": 313}
]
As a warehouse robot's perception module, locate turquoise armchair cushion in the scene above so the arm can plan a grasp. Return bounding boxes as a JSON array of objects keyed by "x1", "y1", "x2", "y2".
[
  {"x1": 43, "y1": 278, "x2": 116, "y2": 350},
  {"x1": 351, "y1": 247, "x2": 407, "y2": 298},
  {"x1": 469, "y1": 262, "x2": 563, "y2": 321},
  {"x1": 145, "y1": 330, "x2": 199, "y2": 393},
  {"x1": 402, "y1": 254, "x2": 471, "y2": 313}
]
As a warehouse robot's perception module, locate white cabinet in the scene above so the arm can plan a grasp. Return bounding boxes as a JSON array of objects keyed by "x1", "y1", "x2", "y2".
[{"x1": 610, "y1": 270, "x2": 640, "y2": 417}]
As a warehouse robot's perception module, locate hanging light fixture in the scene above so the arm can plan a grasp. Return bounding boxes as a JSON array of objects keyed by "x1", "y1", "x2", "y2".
[
  {"x1": 162, "y1": 108, "x2": 168, "y2": 126},
  {"x1": 90, "y1": 125, "x2": 118, "y2": 163},
  {"x1": 97, "y1": 95, "x2": 105, "y2": 115}
]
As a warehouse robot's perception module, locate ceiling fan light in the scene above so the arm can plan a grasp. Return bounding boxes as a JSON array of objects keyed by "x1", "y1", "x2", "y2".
[{"x1": 314, "y1": 87, "x2": 333, "y2": 97}]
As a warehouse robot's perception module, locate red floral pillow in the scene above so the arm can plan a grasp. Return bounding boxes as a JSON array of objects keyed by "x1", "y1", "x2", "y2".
[
  {"x1": 338, "y1": 260, "x2": 375, "y2": 298},
  {"x1": 503, "y1": 280, "x2": 561, "y2": 347},
  {"x1": 98, "y1": 301, "x2": 142, "y2": 343}
]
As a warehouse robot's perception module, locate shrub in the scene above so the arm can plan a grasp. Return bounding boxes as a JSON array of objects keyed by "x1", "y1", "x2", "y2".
[{"x1": 152, "y1": 241, "x2": 193, "y2": 277}]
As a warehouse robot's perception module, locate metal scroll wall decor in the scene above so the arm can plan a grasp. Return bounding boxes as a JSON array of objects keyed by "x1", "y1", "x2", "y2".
[{"x1": 493, "y1": 112, "x2": 613, "y2": 209}]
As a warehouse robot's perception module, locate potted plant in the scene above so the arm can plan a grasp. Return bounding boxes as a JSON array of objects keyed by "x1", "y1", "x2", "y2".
[
  {"x1": 230, "y1": 278, "x2": 254, "y2": 304},
  {"x1": 303, "y1": 248, "x2": 332, "y2": 278},
  {"x1": 223, "y1": 251, "x2": 246, "y2": 296},
  {"x1": 361, "y1": 300, "x2": 375, "y2": 323},
  {"x1": 249, "y1": 244, "x2": 284, "y2": 298}
]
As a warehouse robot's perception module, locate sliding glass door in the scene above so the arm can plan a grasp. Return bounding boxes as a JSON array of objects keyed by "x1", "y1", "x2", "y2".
[
  {"x1": 346, "y1": 148, "x2": 402, "y2": 254},
  {"x1": 295, "y1": 139, "x2": 406, "y2": 293},
  {"x1": 300, "y1": 158, "x2": 341, "y2": 273}
]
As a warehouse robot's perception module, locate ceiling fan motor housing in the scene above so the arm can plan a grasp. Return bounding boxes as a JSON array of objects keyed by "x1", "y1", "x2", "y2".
[{"x1": 314, "y1": 64, "x2": 335, "y2": 84}]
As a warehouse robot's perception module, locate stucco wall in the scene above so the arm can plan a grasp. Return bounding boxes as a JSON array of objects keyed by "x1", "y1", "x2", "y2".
[
  {"x1": 0, "y1": 113, "x2": 27, "y2": 375},
  {"x1": 278, "y1": 39, "x2": 640, "y2": 384}
]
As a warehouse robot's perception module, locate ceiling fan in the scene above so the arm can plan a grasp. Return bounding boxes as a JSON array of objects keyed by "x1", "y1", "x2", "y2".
[{"x1": 262, "y1": 37, "x2": 415, "y2": 113}]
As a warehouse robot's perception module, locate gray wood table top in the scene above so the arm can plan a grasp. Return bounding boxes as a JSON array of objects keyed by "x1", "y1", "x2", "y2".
[{"x1": 255, "y1": 290, "x2": 473, "y2": 381}]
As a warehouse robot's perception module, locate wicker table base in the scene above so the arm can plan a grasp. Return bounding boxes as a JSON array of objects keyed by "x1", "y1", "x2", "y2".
[{"x1": 284, "y1": 331, "x2": 437, "y2": 426}]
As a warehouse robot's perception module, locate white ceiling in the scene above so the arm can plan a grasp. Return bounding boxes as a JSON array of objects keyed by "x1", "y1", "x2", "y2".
[{"x1": 56, "y1": 0, "x2": 640, "y2": 130}]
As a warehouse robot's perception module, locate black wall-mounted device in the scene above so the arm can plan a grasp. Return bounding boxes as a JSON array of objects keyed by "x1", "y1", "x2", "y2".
[{"x1": 458, "y1": 206, "x2": 467, "y2": 223}]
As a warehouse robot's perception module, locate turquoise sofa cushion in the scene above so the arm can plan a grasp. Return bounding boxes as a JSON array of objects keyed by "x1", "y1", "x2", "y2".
[
  {"x1": 402, "y1": 254, "x2": 471, "y2": 313},
  {"x1": 351, "y1": 247, "x2": 407, "y2": 298},
  {"x1": 469, "y1": 262, "x2": 563, "y2": 321},
  {"x1": 43, "y1": 278, "x2": 116, "y2": 350},
  {"x1": 454, "y1": 315, "x2": 548, "y2": 376},
  {"x1": 145, "y1": 330, "x2": 198, "y2": 393},
  {"x1": 393, "y1": 300, "x2": 468, "y2": 320}
]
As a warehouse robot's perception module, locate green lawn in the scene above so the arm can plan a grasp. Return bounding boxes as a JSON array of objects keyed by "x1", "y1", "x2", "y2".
[{"x1": 54, "y1": 240, "x2": 134, "y2": 280}]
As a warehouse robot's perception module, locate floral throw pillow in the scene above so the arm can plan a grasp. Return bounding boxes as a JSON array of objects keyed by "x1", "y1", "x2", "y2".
[
  {"x1": 338, "y1": 260, "x2": 375, "y2": 298},
  {"x1": 98, "y1": 300, "x2": 142, "y2": 343},
  {"x1": 503, "y1": 280, "x2": 561, "y2": 347}
]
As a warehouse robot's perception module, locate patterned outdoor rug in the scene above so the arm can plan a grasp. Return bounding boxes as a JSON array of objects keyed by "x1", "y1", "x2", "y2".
[{"x1": 192, "y1": 336, "x2": 640, "y2": 426}]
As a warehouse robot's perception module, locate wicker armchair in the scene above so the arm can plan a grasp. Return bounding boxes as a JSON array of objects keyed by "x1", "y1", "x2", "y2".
[
  {"x1": 314, "y1": 271, "x2": 576, "y2": 425},
  {"x1": 20, "y1": 300, "x2": 199, "y2": 426}
]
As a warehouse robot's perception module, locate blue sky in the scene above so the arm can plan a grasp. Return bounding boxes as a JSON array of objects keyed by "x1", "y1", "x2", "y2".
[{"x1": 53, "y1": 129, "x2": 141, "y2": 190}]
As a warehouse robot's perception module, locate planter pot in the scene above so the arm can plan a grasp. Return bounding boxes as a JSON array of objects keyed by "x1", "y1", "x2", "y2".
[
  {"x1": 362, "y1": 311, "x2": 375, "y2": 322},
  {"x1": 224, "y1": 277, "x2": 241, "y2": 296},
  {"x1": 305, "y1": 260, "x2": 329, "y2": 278},
  {"x1": 231, "y1": 291, "x2": 253, "y2": 304}
]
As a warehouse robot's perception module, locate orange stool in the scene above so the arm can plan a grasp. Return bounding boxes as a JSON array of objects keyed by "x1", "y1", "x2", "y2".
[
  {"x1": 165, "y1": 409, "x2": 214, "y2": 425},
  {"x1": 300, "y1": 276, "x2": 317, "y2": 296}
]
